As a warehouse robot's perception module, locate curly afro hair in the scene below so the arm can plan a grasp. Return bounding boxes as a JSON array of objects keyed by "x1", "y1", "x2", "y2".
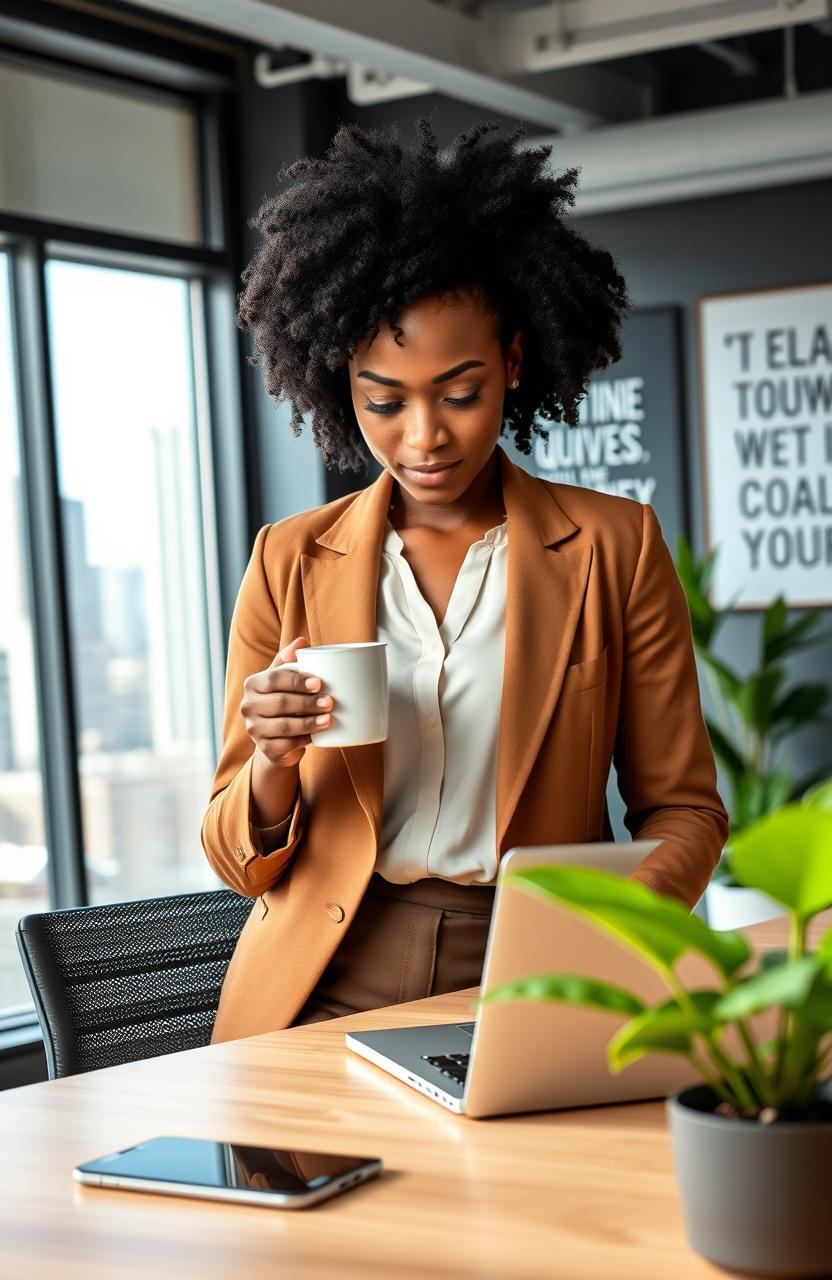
[{"x1": 236, "y1": 117, "x2": 630, "y2": 473}]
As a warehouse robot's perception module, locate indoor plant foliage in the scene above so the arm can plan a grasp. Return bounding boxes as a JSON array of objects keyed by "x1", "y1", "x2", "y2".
[
  {"x1": 483, "y1": 783, "x2": 832, "y2": 1274},
  {"x1": 674, "y1": 536, "x2": 829, "y2": 856}
]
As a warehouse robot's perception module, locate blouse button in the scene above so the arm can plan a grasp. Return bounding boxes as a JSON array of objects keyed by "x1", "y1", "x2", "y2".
[{"x1": 326, "y1": 902, "x2": 345, "y2": 923}]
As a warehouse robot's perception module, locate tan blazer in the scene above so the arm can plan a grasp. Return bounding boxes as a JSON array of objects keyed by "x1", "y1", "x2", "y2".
[{"x1": 202, "y1": 446, "x2": 728, "y2": 1044}]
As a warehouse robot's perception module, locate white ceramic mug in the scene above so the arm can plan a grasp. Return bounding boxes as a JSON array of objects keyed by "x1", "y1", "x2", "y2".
[{"x1": 280, "y1": 642, "x2": 389, "y2": 748}]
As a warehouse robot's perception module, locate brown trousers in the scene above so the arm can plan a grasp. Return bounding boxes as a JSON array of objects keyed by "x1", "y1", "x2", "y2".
[{"x1": 292, "y1": 873, "x2": 497, "y2": 1026}]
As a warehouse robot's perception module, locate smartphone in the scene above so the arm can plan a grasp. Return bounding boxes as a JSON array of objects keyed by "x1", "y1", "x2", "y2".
[{"x1": 73, "y1": 1136, "x2": 382, "y2": 1209}]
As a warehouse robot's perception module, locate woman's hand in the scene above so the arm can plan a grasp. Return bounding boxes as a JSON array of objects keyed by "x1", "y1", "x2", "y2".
[{"x1": 240, "y1": 635, "x2": 334, "y2": 769}]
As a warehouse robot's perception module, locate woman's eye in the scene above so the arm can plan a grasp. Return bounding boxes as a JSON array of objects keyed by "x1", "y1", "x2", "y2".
[
  {"x1": 363, "y1": 390, "x2": 481, "y2": 415},
  {"x1": 364, "y1": 400, "x2": 403, "y2": 415}
]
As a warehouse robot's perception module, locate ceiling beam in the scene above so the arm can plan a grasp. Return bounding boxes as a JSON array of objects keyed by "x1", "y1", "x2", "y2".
[
  {"x1": 488, "y1": 0, "x2": 831, "y2": 72},
  {"x1": 126, "y1": 0, "x2": 645, "y2": 130},
  {"x1": 527, "y1": 87, "x2": 832, "y2": 212}
]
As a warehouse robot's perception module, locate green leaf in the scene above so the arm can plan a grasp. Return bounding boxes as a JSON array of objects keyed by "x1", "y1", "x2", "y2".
[
  {"x1": 756, "y1": 1037, "x2": 780, "y2": 1059},
  {"x1": 761, "y1": 765, "x2": 796, "y2": 814},
  {"x1": 721, "y1": 587, "x2": 746, "y2": 615},
  {"x1": 759, "y1": 948, "x2": 789, "y2": 971},
  {"x1": 771, "y1": 683, "x2": 830, "y2": 737},
  {"x1": 480, "y1": 973, "x2": 645, "y2": 1018},
  {"x1": 674, "y1": 535, "x2": 698, "y2": 595},
  {"x1": 675, "y1": 538, "x2": 721, "y2": 649},
  {"x1": 762, "y1": 596, "x2": 788, "y2": 666},
  {"x1": 764, "y1": 608, "x2": 827, "y2": 664},
  {"x1": 728, "y1": 768, "x2": 794, "y2": 833},
  {"x1": 699, "y1": 651, "x2": 742, "y2": 703},
  {"x1": 803, "y1": 779, "x2": 832, "y2": 813},
  {"x1": 687, "y1": 592, "x2": 718, "y2": 651},
  {"x1": 704, "y1": 718, "x2": 745, "y2": 781},
  {"x1": 729, "y1": 805, "x2": 832, "y2": 920},
  {"x1": 608, "y1": 991, "x2": 721, "y2": 1071},
  {"x1": 793, "y1": 765, "x2": 832, "y2": 803},
  {"x1": 505, "y1": 866, "x2": 751, "y2": 980},
  {"x1": 818, "y1": 930, "x2": 832, "y2": 966},
  {"x1": 713, "y1": 957, "x2": 820, "y2": 1021},
  {"x1": 732, "y1": 772, "x2": 780, "y2": 829},
  {"x1": 699, "y1": 548, "x2": 718, "y2": 593},
  {"x1": 734, "y1": 667, "x2": 784, "y2": 734},
  {"x1": 803, "y1": 974, "x2": 832, "y2": 1032}
]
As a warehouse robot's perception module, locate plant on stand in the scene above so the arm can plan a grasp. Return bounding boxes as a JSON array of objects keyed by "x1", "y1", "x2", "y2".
[
  {"x1": 483, "y1": 781, "x2": 832, "y2": 1276},
  {"x1": 675, "y1": 536, "x2": 830, "y2": 927}
]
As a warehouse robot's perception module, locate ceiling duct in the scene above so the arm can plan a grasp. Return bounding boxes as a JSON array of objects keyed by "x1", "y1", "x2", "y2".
[{"x1": 530, "y1": 88, "x2": 832, "y2": 213}]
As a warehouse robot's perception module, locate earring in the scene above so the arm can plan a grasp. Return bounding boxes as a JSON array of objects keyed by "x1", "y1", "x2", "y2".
[{"x1": 511, "y1": 378, "x2": 520, "y2": 389}]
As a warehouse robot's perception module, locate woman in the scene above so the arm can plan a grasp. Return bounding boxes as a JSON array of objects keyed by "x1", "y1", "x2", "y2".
[{"x1": 202, "y1": 120, "x2": 727, "y2": 1044}]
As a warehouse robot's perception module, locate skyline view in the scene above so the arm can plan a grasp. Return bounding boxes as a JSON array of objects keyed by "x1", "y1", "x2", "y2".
[{"x1": 0, "y1": 254, "x2": 220, "y2": 1011}]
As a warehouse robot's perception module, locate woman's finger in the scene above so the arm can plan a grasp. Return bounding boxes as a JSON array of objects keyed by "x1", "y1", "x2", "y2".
[
  {"x1": 244, "y1": 689, "x2": 333, "y2": 719},
  {"x1": 250, "y1": 712, "x2": 331, "y2": 740},
  {"x1": 267, "y1": 635, "x2": 310, "y2": 669}
]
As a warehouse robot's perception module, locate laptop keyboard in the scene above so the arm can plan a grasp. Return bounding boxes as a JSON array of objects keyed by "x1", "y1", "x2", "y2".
[{"x1": 421, "y1": 1052, "x2": 470, "y2": 1086}]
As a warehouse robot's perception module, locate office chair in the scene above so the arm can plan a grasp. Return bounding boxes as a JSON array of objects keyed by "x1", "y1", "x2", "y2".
[{"x1": 16, "y1": 888, "x2": 253, "y2": 1078}]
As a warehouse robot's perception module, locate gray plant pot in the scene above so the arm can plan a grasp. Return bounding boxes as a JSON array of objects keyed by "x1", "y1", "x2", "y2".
[{"x1": 667, "y1": 1084, "x2": 832, "y2": 1276}]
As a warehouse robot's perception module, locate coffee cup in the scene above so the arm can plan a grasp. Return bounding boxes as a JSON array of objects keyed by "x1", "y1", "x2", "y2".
[{"x1": 280, "y1": 642, "x2": 388, "y2": 748}]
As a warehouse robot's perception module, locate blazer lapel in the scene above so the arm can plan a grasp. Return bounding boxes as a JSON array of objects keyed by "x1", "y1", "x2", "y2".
[
  {"x1": 298, "y1": 448, "x2": 591, "y2": 858},
  {"x1": 495, "y1": 450, "x2": 591, "y2": 853},
  {"x1": 299, "y1": 468, "x2": 394, "y2": 842}
]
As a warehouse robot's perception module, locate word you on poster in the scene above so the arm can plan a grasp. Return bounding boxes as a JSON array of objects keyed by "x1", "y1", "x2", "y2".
[
  {"x1": 699, "y1": 282, "x2": 832, "y2": 609},
  {"x1": 533, "y1": 376, "x2": 655, "y2": 504}
]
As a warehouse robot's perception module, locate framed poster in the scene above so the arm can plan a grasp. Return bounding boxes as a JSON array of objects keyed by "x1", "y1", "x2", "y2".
[
  {"x1": 506, "y1": 307, "x2": 688, "y2": 548},
  {"x1": 698, "y1": 281, "x2": 832, "y2": 610}
]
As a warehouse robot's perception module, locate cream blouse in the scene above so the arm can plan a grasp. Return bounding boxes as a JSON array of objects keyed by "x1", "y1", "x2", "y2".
[{"x1": 374, "y1": 515, "x2": 508, "y2": 885}]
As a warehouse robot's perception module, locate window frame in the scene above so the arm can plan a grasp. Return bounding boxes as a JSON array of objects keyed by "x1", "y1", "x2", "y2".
[{"x1": 0, "y1": 21, "x2": 252, "y2": 1043}]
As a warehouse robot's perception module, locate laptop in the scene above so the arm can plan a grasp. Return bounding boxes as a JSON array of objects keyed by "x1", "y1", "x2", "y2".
[{"x1": 345, "y1": 842, "x2": 715, "y2": 1118}]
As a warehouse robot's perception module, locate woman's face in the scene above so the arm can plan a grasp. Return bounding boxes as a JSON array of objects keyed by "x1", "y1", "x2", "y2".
[{"x1": 347, "y1": 290, "x2": 523, "y2": 508}]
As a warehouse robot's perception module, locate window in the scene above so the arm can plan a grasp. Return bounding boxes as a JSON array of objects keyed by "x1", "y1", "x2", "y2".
[
  {"x1": 0, "y1": 58, "x2": 202, "y2": 245},
  {"x1": 46, "y1": 260, "x2": 218, "y2": 903},
  {"x1": 0, "y1": 252, "x2": 49, "y2": 1011},
  {"x1": 0, "y1": 32, "x2": 243, "y2": 1028}
]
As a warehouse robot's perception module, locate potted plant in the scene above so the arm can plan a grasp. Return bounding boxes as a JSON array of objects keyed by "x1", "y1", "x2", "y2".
[
  {"x1": 483, "y1": 782, "x2": 832, "y2": 1276},
  {"x1": 675, "y1": 536, "x2": 830, "y2": 929}
]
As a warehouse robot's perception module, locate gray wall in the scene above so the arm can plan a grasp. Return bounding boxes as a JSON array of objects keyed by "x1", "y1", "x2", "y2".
[{"x1": 570, "y1": 180, "x2": 832, "y2": 793}]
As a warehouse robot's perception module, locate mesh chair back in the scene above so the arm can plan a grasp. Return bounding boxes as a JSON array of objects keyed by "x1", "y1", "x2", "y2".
[{"x1": 16, "y1": 889, "x2": 253, "y2": 1078}]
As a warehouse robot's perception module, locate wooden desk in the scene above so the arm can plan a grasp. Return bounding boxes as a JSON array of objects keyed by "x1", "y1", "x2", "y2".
[{"x1": 3, "y1": 911, "x2": 829, "y2": 1280}]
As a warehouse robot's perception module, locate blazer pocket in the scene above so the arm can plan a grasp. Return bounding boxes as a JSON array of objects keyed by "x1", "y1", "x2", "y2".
[{"x1": 561, "y1": 645, "x2": 609, "y2": 694}]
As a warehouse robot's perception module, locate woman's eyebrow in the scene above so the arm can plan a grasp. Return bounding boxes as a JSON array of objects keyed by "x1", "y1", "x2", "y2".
[{"x1": 356, "y1": 359, "x2": 486, "y2": 387}]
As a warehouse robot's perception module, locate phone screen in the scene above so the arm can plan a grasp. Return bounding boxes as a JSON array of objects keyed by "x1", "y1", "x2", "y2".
[{"x1": 77, "y1": 1136, "x2": 378, "y2": 1197}]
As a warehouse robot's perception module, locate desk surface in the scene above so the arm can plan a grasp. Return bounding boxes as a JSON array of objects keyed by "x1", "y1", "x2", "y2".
[{"x1": 3, "y1": 910, "x2": 829, "y2": 1280}]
